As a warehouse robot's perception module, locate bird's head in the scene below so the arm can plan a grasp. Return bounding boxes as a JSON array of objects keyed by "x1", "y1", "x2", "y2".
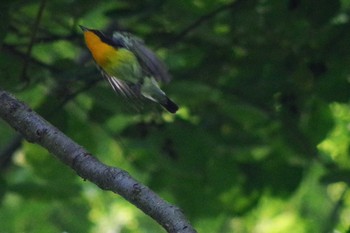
[{"x1": 79, "y1": 25, "x2": 115, "y2": 47}]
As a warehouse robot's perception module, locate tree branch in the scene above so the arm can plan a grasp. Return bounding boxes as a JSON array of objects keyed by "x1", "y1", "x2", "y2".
[{"x1": 0, "y1": 88, "x2": 197, "y2": 233}]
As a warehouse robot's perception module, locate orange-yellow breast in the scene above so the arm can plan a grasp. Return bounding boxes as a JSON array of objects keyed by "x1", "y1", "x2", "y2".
[
  {"x1": 83, "y1": 31, "x2": 115, "y2": 67},
  {"x1": 83, "y1": 30, "x2": 142, "y2": 83}
]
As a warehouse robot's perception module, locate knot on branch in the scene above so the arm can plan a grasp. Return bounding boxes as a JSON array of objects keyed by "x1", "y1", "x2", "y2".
[
  {"x1": 27, "y1": 126, "x2": 48, "y2": 143},
  {"x1": 132, "y1": 183, "x2": 142, "y2": 198},
  {"x1": 36, "y1": 127, "x2": 48, "y2": 139}
]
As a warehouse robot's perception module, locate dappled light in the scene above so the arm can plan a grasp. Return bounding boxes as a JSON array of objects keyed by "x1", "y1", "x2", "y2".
[{"x1": 1, "y1": 0, "x2": 350, "y2": 232}]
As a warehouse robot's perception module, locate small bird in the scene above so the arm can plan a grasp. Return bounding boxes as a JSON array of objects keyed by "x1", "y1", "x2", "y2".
[{"x1": 79, "y1": 25, "x2": 178, "y2": 113}]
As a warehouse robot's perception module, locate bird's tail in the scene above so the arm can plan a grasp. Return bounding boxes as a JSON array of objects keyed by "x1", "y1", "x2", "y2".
[
  {"x1": 161, "y1": 97, "x2": 179, "y2": 113},
  {"x1": 140, "y1": 77, "x2": 179, "y2": 113}
]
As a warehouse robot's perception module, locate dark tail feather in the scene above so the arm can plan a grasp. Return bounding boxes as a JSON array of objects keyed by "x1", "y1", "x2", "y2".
[{"x1": 161, "y1": 97, "x2": 179, "y2": 113}]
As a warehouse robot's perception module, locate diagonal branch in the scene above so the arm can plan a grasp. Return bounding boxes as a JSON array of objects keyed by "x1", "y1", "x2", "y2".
[{"x1": 0, "y1": 88, "x2": 197, "y2": 233}]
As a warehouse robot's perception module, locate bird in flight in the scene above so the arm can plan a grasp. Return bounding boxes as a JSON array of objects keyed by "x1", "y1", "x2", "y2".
[{"x1": 80, "y1": 25, "x2": 178, "y2": 113}]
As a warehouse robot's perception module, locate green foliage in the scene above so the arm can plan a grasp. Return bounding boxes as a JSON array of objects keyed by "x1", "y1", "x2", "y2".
[{"x1": 1, "y1": 0, "x2": 350, "y2": 232}]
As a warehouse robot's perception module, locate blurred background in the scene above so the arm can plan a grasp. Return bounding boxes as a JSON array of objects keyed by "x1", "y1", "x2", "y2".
[{"x1": 1, "y1": 0, "x2": 350, "y2": 232}]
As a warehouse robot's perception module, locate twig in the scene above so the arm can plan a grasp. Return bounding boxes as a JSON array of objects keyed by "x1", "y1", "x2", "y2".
[
  {"x1": 2, "y1": 43, "x2": 58, "y2": 72},
  {"x1": 0, "y1": 88, "x2": 197, "y2": 233},
  {"x1": 58, "y1": 77, "x2": 100, "y2": 108},
  {"x1": 7, "y1": 33, "x2": 79, "y2": 47},
  {"x1": 20, "y1": 0, "x2": 47, "y2": 84},
  {"x1": 322, "y1": 186, "x2": 348, "y2": 233},
  {"x1": 166, "y1": 0, "x2": 245, "y2": 46}
]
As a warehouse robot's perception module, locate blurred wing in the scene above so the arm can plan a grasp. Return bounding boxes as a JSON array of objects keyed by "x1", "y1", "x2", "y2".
[
  {"x1": 132, "y1": 42, "x2": 171, "y2": 83},
  {"x1": 97, "y1": 66, "x2": 139, "y2": 99},
  {"x1": 113, "y1": 32, "x2": 171, "y2": 83}
]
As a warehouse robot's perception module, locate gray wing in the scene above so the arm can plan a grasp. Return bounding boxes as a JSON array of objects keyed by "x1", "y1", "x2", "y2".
[{"x1": 112, "y1": 32, "x2": 171, "y2": 83}]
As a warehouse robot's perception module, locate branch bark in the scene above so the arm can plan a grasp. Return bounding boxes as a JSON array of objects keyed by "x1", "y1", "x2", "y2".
[{"x1": 0, "y1": 88, "x2": 197, "y2": 233}]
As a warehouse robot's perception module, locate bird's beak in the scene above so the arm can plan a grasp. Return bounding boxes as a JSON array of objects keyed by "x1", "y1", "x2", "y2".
[{"x1": 79, "y1": 25, "x2": 89, "y2": 31}]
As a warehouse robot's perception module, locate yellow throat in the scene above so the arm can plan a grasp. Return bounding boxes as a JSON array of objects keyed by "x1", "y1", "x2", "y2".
[{"x1": 83, "y1": 31, "x2": 115, "y2": 67}]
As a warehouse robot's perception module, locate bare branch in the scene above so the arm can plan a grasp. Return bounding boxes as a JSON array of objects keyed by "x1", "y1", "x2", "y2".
[{"x1": 0, "y1": 89, "x2": 197, "y2": 233}]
